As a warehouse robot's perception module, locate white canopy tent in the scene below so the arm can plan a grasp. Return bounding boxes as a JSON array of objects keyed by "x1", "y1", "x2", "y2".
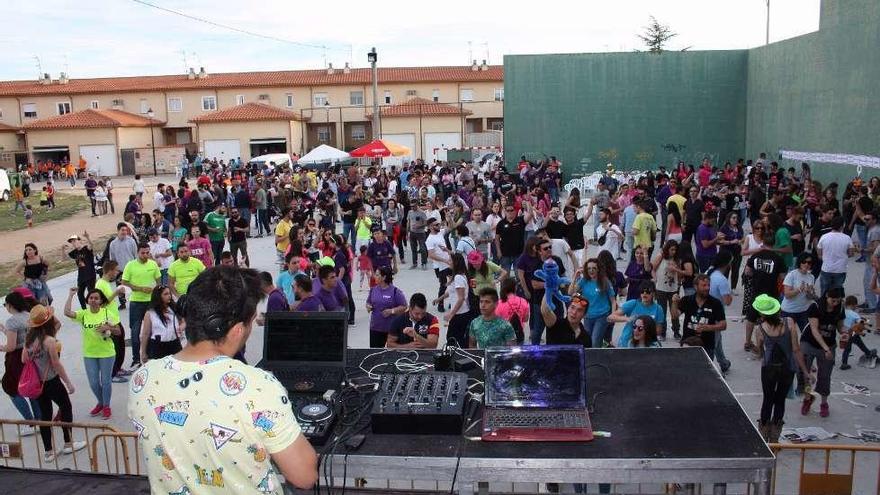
[{"x1": 297, "y1": 144, "x2": 350, "y2": 164}]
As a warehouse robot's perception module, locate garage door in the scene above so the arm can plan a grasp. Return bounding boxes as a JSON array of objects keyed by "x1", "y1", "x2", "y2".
[
  {"x1": 79, "y1": 144, "x2": 118, "y2": 177},
  {"x1": 380, "y1": 133, "x2": 415, "y2": 168},
  {"x1": 424, "y1": 133, "x2": 461, "y2": 163},
  {"x1": 204, "y1": 139, "x2": 242, "y2": 162}
]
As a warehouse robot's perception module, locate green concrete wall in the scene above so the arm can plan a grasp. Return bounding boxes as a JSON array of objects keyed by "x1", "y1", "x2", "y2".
[
  {"x1": 503, "y1": 51, "x2": 748, "y2": 178},
  {"x1": 746, "y1": 0, "x2": 880, "y2": 187}
]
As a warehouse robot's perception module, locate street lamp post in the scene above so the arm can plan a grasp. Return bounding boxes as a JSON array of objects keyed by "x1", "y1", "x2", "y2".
[
  {"x1": 368, "y1": 47, "x2": 380, "y2": 140},
  {"x1": 147, "y1": 108, "x2": 157, "y2": 176}
]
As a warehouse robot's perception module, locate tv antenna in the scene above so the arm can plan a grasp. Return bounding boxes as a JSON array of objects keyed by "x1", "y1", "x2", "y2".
[{"x1": 33, "y1": 56, "x2": 42, "y2": 78}]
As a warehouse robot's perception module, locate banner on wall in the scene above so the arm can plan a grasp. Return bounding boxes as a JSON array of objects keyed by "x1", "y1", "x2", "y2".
[{"x1": 779, "y1": 149, "x2": 880, "y2": 175}]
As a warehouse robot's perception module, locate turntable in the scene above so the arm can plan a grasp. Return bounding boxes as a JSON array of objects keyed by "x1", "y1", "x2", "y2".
[{"x1": 291, "y1": 396, "x2": 337, "y2": 445}]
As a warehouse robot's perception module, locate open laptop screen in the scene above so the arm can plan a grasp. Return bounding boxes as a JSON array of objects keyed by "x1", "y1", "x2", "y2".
[
  {"x1": 263, "y1": 311, "x2": 347, "y2": 364},
  {"x1": 484, "y1": 345, "x2": 586, "y2": 408}
]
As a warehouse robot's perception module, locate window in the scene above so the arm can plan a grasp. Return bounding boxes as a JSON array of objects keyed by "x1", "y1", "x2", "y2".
[
  {"x1": 90, "y1": 100, "x2": 99, "y2": 109},
  {"x1": 57, "y1": 102, "x2": 71, "y2": 115},
  {"x1": 167, "y1": 97, "x2": 183, "y2": 112},
  {"x1": 317, "y1": 126, "x2": 331, "y2": 142},
  {"x1": 236, "y1": 95, "x2": 245, "y2": 105},
  {"x1": 285, "y1": 93, "x2": 294, "y2": 107},
  {"x1": 494, "y1": 87, "x2": 504, "y2": 101},
  {"x1": 23, "y1": 103, "x2": 37, "y2": 118},
  {"x1": 351, "y1": 124, "x2": 366, "y2": 141},
  {"x1": 432, "y1": 89, "x2": 440, "y2": 102},
  {"x1": 0, "y1": 108, "x2": 3, "y2": 119},
  {"x1": 489, "y1": 120, "x2": 504, "y2": 131},
  {"x1": 202, "y1": 96, "x2": 217, "y2": 111},
  {"x1": 349, "y1": 90, "x2": 364, "y2": 106},
  {"x1": 258, "y1": 94, "x2": 270, "y2": 101},
  {"x1": 384, "y1": 90, "x2": 392, "y2": 104},
  {"x1": 460, "y1": 89, "x2": 474, "y2": 102},
  {"x1": 406, "y1": 89, "x2": 417, "y2": 97},
  {"x1": 139, "y1": 98, "x2": 149, "y2": 114},
  {"x1": 111, "y1": 99, "x2": 124, "y2": 107},
  {"x1": 313, "y1": 93, "x2": 328, "y2": 107}
]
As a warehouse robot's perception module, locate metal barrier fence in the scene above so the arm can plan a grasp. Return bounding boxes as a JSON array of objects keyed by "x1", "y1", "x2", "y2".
[
  {"x1": 90, "y1": 431, "x2": 141, "y2": 475},
  {"x1": 767, "y1": 443, "x2": 880, "y2": 495},
  {"x1": 0, "y1": 418, "x2": 119, "y2": 472}
]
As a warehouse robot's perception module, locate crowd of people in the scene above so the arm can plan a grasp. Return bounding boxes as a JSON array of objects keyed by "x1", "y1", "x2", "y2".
[{"x1": 1, "y1": 150, "x2": 879, "y2": 482}]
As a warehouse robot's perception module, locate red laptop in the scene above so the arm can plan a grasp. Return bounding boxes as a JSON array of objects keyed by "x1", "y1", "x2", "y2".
[{"x1": 481, "y1": 345, "x2": 594, "y2": 442}]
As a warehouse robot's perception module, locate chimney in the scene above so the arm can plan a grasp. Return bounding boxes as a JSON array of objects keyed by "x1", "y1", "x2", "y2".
[
  {"x1": 58, "y1": 72, "x2": 69, "y2": 84},
  {"x1": 39, "y1": 73, "x2": 51, "y2": 85},
  {"x1": 343, "y1": 62, "x2": 351, "y2": 74},
  {"x1": 187, "y1": 67, "x2": 196, "y2": 80},
  {"x1": 480, "y1": 59, "x2": 488, "y2": 71},
  {"x1": 471, "y1": 60, "x2": 479, "y2": 71},
  {"x1": 327, "y1": 63, "x2": 335, "y2": 75},
  {"x1": 198, "y1": 67, "x2": 208, "y2": 79}
]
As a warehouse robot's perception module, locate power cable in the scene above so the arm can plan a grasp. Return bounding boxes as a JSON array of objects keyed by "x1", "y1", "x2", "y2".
[{"x1": 130, "y1": 0, "x2": 345, "y2": 52}]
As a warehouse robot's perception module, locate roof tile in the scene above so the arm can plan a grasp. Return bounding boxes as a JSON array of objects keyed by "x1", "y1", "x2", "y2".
[
  {"x1": 23, "y1": 109, "x2": 163, "y2": 130},
  {"x1": 0, "y1": 66, "x2": 503, "y2": 97},
  {"x1": 189, "y1": 102, "x2": 306, "y2": 123},
  {"x1": 368, "y1": 97, "x2": 472, "y2": 118}
]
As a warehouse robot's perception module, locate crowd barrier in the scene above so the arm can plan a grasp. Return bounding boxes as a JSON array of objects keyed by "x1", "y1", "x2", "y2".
[
  {"x1": 0, "y1": 417, "x2": 120, "y2": 472},
  {"x1": 767, "y1": 443, "x2": 880, "y2": 495}
]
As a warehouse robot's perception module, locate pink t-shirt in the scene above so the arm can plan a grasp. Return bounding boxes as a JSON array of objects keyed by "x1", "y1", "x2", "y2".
[
  {"x1": 187, "y1": 237, "x2": 213, "y2": 267},
  {"x1": 495, "y1": 295, "x2": 530, "y2": 329}
]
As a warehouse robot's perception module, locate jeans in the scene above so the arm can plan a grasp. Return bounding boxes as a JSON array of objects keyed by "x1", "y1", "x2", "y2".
[
  {"x1": 585, "y1": 314, "x2": 610, "y2": 348},
  {"x1": 257, "y1": 209, "x2": 270, "y2": 236},
  {"x1": 715, "y1": 330, "x2": 731, "y2": 371},
  {"x1": 210, "y1": 239, "x2": 224, "y2": 266},
  {"x1": 498, "y1": 255, "x2": 518, "y2": 274},
  {"x1": 855, "y1": 224, "x2": 867, "y2": 258},
  {"x1": 9, "y1": 395, "x2": 41, "y2": 421},
  {"x1": 128, "y1": 301, "x2": 149, "y2": 365},
  {"x1": 84, "y1": 357, "x2": 114, "y2": 406},
  {"x1": 865, "y1": 265, "x2": 878, "y2": 309},
  {"x1": 760, "y1": 365, "x2": 795, "y2": 423},
  {"x1": 801, "y1": 341, "x2": 834, "y2": 397},
  {"x1": 159, "y1": 269, "x2": 168, "y2": 286},
  {"x1": 409, "y1": 232, "x2": 428, "y2": 266},
  {"x1": 342, "y1": 222, "x2": 356, "y2": 248},
  {"x1": 842, "y1": 334, "x2": 873, "y2": 364},
  {"x1": 659, "y1": 204, "x2": 668, "y2": 245},
  {"x1": 819, "y1": 271, "x2": 846, "y2": 297},
  {"x1": 529, "y1": 302, "x2": 544, "y2": 345},
  {"x1": 655, "y1": 290, "x2": 679, "y2": 337}
]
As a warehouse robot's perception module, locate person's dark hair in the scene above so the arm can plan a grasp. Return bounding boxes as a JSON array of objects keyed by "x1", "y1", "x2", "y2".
[
  {"x1": 638, "y1": 280, "x2": 656, "y2": 294},
  {"x1": 86, "y1": 288, "x2": 109, "y2": 306},
  {"x1": 760, "y1": 309, "x2": 782, "y2": 327},
  {"x1": 499, "y1": 277, "x2": 516, "y2": 302},
  {"x1": 149, "y1": 285, "x2": 173, "y2": 326},
  {"x1": 632, "y1": 315, "x2": 658, "y2": 347},
  {"x1": 4, "y1": 291, "x2": 34, "y2": 313},
  {"x1": 318, "y1": 265, "x2": 336, "y2": 281},
  {"x1": 661, "y1": 239, "x2": 678, "y2": 259},
  {"x1": 220, "y1": 251, "x2": 233, "y2": 262},
  {"x1": 694, "y1": 273, "x2": 710, "y2": 286},
  {"x1": 845, "y1": 295, "x2": 858, "y2": 307},
  {"x1": 180, "y1": 267, "x2": 263, "y2": 345},
  {"x1": 824, "y1": 286, "x2": 845, "y2": 301},
  {"x1": 137, "y1": 242, "x2": 150, "y2": 251},
  {"x1": 450, "y1": 253, "x2": 467, "y2": 276},
  {"x1": 830, "y1": 216, "x2": 845, "y2": 231},
  {"x1": 25, "y1": 315, "x2": 59, "y2": 348},
  {"x1": 258, "y1": 271, "x2": 274, "y2": 288},
  {"x1": 22, "y1": 242, "x2": 39, "y2": 259},
  {"x1": 376, "y1": 265, "x2": 394, "y2": 285},
  {"x1": 596, "y1": 250, "x2": 617, "y2": 292},
  {"x1": 708, "y1": 250, "x2": 733, "y2": 273},
  {"x1": 479, "y1": 287, "x2": 499, "y2": 303},
  {"x1": 294, "y1": 274, "x2": 313, "y2": 293},
  {"x1": 409, "y1": 292, "x2": 428, "y2": 309}
]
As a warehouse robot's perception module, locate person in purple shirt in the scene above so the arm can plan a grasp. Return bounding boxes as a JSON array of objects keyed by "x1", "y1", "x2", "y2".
[
  {"x1": 366, "y1": 226, "x2": 398, "y2": 273},
  {"x1": 261, "y1": 271, "x2": 289, "y2": 312},
  {"x1": 695, "y1": 211, "x2": 724, "y2": 273},
  {"x1": 365, "y1": 266, "x2": 408, "y2": 348},
  {"x1": 84, "y1": 174, "x2": 98, "y2": 216},
  {"x1": 290, "y1": 275, "x2": 324, "y2": 312},
  {"x1": 313, "y1": 265, "x2": 349, "y2": 312}
]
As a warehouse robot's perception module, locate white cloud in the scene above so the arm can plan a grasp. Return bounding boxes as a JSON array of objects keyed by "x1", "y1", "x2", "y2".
[{"x1": 0, "y1": 0, "x2": 820, "y2": 79}]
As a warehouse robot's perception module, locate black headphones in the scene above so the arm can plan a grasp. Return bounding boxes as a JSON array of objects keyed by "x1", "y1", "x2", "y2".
[{"x1": 179, "y1": 270, "x2": 250, "y2": 337}]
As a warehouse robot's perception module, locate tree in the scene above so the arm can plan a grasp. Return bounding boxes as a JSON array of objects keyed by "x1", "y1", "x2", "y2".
[{"x1": 638, "y1": 16, "x2": 677, "y2": 54}]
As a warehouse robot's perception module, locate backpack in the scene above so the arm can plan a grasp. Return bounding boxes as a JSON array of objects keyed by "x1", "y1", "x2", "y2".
[{"x1": 763, "y1": 325, "x2": 788, "y2": 368}]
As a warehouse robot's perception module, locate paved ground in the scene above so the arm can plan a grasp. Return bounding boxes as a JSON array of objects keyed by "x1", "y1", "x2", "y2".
[{"x1": 1, "y1": 203, "x2": 878, "y2": 492}]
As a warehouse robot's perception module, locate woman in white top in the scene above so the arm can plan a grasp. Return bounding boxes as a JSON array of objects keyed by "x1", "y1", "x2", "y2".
[
  {"x1": 595, "y1": 208, "x2": 623, "y2": 260},
  {"x1": 486, "y1": 201, "x2": 503, "y2": 261},
  {"x1": 93, "y1": 181, "x2": 109, "y2": 215},
  {"x1": 651, "y1": 240, "x2": 681, "y2": 340},
  {"x1": 433, "y1": 253, "x2": 472, "y2": 347},
  {"x1": 139, "y1": 286, "x2": 182, "y2": 363},
  {"x1": 741, "y1": 220, "x2": 767, "y2": 350}
]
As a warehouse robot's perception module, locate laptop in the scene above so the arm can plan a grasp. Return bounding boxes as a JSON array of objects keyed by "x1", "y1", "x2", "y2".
[
  {"x1": 258, "y1": 311, "x2": 347, "y2": 393},
  {"x1": 481, "y1": 345, "x2": 593, "y2": 442}
]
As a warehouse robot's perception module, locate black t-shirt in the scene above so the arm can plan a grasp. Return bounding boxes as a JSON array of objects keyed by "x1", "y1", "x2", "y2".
[
  {"x1": 811, "y1": 221, "x2": 832, "y2": 253},
  {"x1": 496, "y1": 216, "x2": 526, "y2": 257},
  {"x1": 341, "y1": 198, "x2": 362, "y2": 224},
  {"x1": 546, "y1": 220, "x2": 567, "y2": 240},
  {"x1": 684, "y1": 199, "x2": 704, "y2": 229},
  {"x1": 803, "y1": 302, "x2": 843, "y2": 348},
  {"x1": 229, "y1": 217, "x2": 249, "y2": 243},
  {"x1": 783, "y1": 221, "x2": 805, "y2": 256},
  {"x1": 68, "y1": 247, "x2": 96, "y2": 281},
  {"x1": 679, "y1": 294, "x2": 726, "y2": 354},
  {"x1": 724, "y1": 193, "x2": 743, "y2": 212},
  {"x1": 546, "y1": 317, "x2": 591, "y2": 347},
  {"x1": 389, "y1": 312, "x2": 440, "y2": 346},
  {"x1": 748, "y1": 249, "x2": 785, "y2": 297},
  {"x1": 565, "y1": 219, "x2": 586, "y2": 251}
]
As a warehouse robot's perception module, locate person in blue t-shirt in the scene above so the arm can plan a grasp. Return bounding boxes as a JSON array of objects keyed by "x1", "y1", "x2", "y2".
[
  {"x1": 569, "y1": 257, "x2": 618, "y2": 348},
  {"x1": 608, "y1": 280, "x2": 665, "y2": 347}
]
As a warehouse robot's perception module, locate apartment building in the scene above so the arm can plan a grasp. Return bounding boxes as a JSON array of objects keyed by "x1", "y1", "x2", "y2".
[{"x1": 0, "y1": 62, "x2": 504, "y2": 174}]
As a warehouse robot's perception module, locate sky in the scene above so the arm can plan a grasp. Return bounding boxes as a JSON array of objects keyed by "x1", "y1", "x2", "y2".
[{"x1": 0, "y1": 0, "x2": 822, "y2": 80}]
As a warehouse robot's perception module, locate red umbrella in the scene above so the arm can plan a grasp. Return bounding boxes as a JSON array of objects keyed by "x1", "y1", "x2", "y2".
[{"x1": 348, "y1": 139, "x2": 411, "y2": 158}]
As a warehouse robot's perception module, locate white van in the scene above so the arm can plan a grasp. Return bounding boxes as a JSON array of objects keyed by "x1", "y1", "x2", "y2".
[{"x1": 0, "y1": 169, "x2": 11, "y2": 201}]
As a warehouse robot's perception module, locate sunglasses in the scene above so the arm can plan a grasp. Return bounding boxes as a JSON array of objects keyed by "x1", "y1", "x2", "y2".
[
  {"x1": 641, "y1": 289, "x2": 654, "y2": 295},
  {"x1": 540, "y1": 245, "x2": 552, "y2": 251},
  {"x1": 801, "y1": 260, "x2": 813, "y2": 265},
  {"x1": 634, "y1": 323, "x2": 645, "y2": 330}
]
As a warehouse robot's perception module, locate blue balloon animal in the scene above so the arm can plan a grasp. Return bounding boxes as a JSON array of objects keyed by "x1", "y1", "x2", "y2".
[{"x1": 533, "y1": 259, "x2": 571, "y2": 312}]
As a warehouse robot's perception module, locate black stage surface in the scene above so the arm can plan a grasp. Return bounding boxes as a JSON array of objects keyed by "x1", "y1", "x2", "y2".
[{"x1": 1, "y1": 466, "x2": 150, "y2": 494}]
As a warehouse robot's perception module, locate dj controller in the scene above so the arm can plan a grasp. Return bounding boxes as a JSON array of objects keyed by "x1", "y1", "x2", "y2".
[
  {"x1": 290, "y1": 394, "x2": 337, "y2": 445},
  {"x1": 370, "y1": 372, "x2": 469, "y2": 434}
]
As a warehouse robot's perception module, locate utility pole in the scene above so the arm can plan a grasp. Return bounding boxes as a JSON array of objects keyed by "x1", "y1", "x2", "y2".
[
  {"x1": 765, "y1": 0, "x2": 770, "y2": 45},
  {"x1": 368, "y1": 47, "x2": 380, "y2": 140}
]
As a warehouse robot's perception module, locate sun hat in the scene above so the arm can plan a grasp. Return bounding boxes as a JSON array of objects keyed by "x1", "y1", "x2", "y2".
[
  {"x1": 466, "y1": 250, "x2": 484, "y2": 267},
  {"x1": 752, "y1": 294, "x2": 781, "y2": 316},
  {"x1": 28, "y1": 305, "x2": 55, "y2": 328},
  {"x1": 67, "y1": 234, "x2": 80, "y2": 242},
  {"x1": 316, "y1": 256, "x2": 336, "y2": 268}
]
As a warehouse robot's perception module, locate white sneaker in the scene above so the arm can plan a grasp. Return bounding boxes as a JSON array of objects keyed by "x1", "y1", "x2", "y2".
[
  {"x1": 20, "y1": 425, "x2": 37, "y2": 437},
  {"x1": 44, "y1": 451, "x2": 57, "y2": 463},
  {"x1": 62, "y1": 441, "x2": 87, "y2": 455}
]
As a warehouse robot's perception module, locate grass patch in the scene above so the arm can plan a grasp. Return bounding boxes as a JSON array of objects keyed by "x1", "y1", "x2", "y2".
[
  {"x1": 0, "y1": 193, "x2": 90, "y2": 232},
  {"x1": 0, "y1": 233, "x2": 115, "y2": 295}
]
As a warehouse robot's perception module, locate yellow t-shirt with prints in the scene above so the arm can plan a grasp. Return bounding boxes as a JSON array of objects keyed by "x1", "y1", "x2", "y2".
[{"x1": 127, "y1": 355, "x2": 300, "y2": 495}]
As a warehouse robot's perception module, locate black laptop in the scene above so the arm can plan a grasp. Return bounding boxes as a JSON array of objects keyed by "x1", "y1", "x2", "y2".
[{"x1": 259, "y1": 311, "x2": 347, "y2": 393}]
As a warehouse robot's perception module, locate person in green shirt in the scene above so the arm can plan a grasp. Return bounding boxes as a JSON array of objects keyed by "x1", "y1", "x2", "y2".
[
  {"x1": 168, "y1": 244, "x2": 206, "y2": 297},
  {"x1": 204, "y1": 203, "x2": 228, "y2": 267},
  {"x1": 121, "y1": 243, "x2": 161, "y2": 369},
  {"x1": 170, "y1": 215, "x2": 188, "y2": 253},
  {"x1": 63, "y1": 286, "x2": 120, "y2": 419},
  {"x1": 94, "y1": 260, "x2": 128, "y2": 382},
  {"x1": 631, "y1": 200, "x2": 657, "y2": 254},
  {"x1": 354, "y1": 207, "x2": 373, "y2": 252},
  {"x1": 468, "y1": 288, "x2": 516, "y2": 349},
  {"x1": 770, "y1": 214, "x2": 794, "y2": 271}
]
